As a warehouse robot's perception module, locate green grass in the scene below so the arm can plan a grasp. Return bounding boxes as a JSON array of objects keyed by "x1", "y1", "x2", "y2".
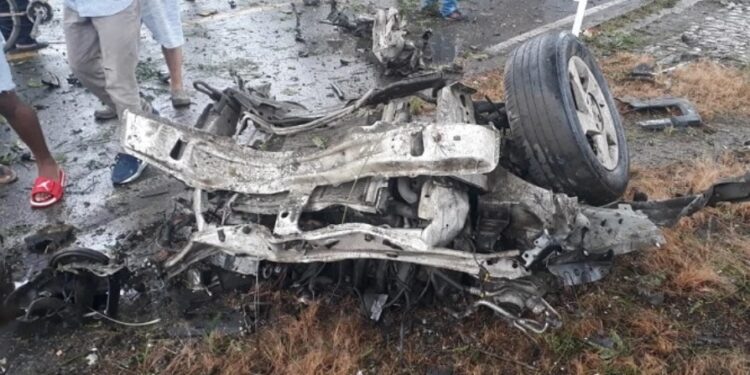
[{"x1": 584, "y1": 0, "x2": 680, "y2": 54}]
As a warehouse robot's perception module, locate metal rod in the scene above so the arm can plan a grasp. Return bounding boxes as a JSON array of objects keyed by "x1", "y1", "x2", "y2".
[{"x1": 572, "y1": 0, "x2": 589, "y2": 36}]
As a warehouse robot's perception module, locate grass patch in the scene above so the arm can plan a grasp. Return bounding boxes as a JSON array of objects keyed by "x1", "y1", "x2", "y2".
[
  {"x1": 583, "y1": 0, "x2": 680, "y2": 54},
  {"x1": 603, "y1": 54, "x2": 750, "y2": 120}
]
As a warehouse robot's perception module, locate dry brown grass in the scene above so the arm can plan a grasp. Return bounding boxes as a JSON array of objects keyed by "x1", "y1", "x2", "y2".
[
  {"x1": 602, "y1": 53, "x2": 750, "y2": 120},
  {"x1": 464, "y1": 69, "x2": 505, "y2": 102},
  {"x1": 628, "y1": 153, "x2": 750, "y2": 298},
  {"x1": 128, "y1": 302, "x2": 371, "y2": 375},
  {"x1": 680, "y1": 352, "x2": 750, "y2": 375}
]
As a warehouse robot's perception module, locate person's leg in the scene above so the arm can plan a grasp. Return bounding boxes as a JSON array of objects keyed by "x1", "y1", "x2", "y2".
[
  {"x1": 143, "y1": 0, "x2": 189, "y2": 107},
  {"x1": 163, "y1": 46, "x2": 190, "y2": 107},
  {"x1": 91, "y1": 0, "x2": 147, "y2": 185},
  {"x1": 64, "y1": 7, "x2": 115, "y2": 110},
  {"x1": 91, "y1": 0, "x2": 141, "y2": 118},
  {"x1": 0, "y1": 33, "x2": 59, "y2": 201},
  {"x1": 0, "y1": 91, "x2": 59, "y2": 184},
  {"x1": 163, "y1": 46, "x2": 183, "y2": 92}
]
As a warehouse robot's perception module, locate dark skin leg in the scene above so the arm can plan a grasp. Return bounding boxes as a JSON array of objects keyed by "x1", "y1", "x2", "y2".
[{"x1": 0, "y1": 91, "x2": 59, "y2": 201}]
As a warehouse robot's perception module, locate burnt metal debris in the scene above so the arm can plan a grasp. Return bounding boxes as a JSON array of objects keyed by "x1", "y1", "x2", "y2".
[
  {"x1": 326, "y1": 5, "x2": 431, "y2": 76},
  {"x1": 620, "y1": 96, "x2": 703, "y2": 130},
  {"x1": 4, "y1": 248, "x2": 124, "y2": 323},
  {"x1": 116, "y1": 63, "x2": 663, "y2": 333},
  {"x1": 4, "y1": 30, "x2": 749, "y2": 335}
]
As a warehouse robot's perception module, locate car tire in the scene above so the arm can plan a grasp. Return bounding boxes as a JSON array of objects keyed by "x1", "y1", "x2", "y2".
[{"x1": 504, "y1": 31, "x2": 629, "y2": 205}]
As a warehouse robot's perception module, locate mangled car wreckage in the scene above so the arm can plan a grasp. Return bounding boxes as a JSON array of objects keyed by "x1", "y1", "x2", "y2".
[
  {"x1": 8, "y1": 30, "x2": 750, "y2": 333},
  {"x1": 122, "y1": 31, "x2": 662, "y2": 333}
]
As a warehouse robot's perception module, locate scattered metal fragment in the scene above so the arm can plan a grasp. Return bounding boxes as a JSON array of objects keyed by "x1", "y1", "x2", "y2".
[
  {"x1": 41, "y1": 72, "x2": 61, "y2": 89},
  {"x1": 4, "y1": 248, "x2": 124, "y2": 322},
  {"x1": 24, "y1": 224, "x2": 76, "y2": 253},
  {"x1": 628, "y1": 172, "x2": 750, "y2": 227},
  {"x1": 325, "y1": 0, "x2": 374, "y2": 37},
  {"x1": 372, "y1": 8, "x2": 429, "y2": 75},
  {"x1": 628, "y1": 63, "x2": 656, "y2": 82},
  {"x1": 620, "y1": 96, "x2": 702, "y2": 130},
  {"x1": 548, "y1": 250, "x2": 614, "y2": 286},
  {"x1": 363, "y1": 293, "x2": 388, "y2": 321},
  {"x1": 329, "y1": 82, "x2": 345, "y2": 100}
]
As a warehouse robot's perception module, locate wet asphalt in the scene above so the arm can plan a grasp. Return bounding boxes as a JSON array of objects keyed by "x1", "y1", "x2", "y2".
[{"x1": 0, "y1": 0, "x2": 617, "y2": 279}]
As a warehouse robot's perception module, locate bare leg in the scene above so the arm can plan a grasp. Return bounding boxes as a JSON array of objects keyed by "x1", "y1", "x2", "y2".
[
  {"x1": 162, "y1": 46, "x2": 183, "y2": 93},
  {"x1": 0, "y1": 91, "x2": 60, "y2": 200}
]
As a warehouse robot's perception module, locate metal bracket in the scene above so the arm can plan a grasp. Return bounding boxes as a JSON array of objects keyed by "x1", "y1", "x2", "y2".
[{"x1": 620, "y1": 96, "x2": 702, "y2": 130}]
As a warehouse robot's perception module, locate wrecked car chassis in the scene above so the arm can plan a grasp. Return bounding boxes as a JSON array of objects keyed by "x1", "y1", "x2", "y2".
[{"x1": 115, "y1": 46, "x2": 666, "y2": 332}]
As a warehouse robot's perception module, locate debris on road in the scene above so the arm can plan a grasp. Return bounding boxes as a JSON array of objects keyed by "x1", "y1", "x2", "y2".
[
  {"x1": 24, "y1": 224, "x2": 76, "y2": 253},
  {"x1": 114, "y1": 31, "x2": 680, "y2": 334},
  {"x1": 4, "y1": 248, "x2": 124, "y2": 323},
  {"x1": 371, "y1": 8, "x2": 430, "y2": 76},
  {"x1": 325, "y1": 0, "x2": 374, "y2": 38},
  {"x1": 620, "y1": 96, "x2": 703, "y2": 130}
]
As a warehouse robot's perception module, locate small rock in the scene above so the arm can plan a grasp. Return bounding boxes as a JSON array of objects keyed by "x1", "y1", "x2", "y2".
[
  {"x1": 587, "y1": 335, "x2": 615, "y2": 350},
  {"x1": 197, "y1": 9, "x2": 218, "y2": 17}
]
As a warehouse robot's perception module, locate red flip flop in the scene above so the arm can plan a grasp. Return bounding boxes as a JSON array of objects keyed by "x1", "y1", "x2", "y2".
[{"x1": 30, "y1": 169, "x2": 65, "y2": 208}]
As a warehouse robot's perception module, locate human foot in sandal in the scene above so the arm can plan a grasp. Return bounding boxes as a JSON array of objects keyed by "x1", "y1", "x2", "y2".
[
  {"x1": 30, "y1": 163, "x2": 65, "y2": 208},
  {"x1": 0, "y1": 89, "x2": 64, "y2": 208}
]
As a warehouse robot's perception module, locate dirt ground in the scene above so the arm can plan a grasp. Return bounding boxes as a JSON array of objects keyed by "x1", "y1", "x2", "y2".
[{"x1": 2, "y1": 0, "x2": 750, "y2": 374}]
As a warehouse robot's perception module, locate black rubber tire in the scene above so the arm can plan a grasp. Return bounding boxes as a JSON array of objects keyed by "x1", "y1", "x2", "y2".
[{"x1": 504, "y1": 31, "x2": 629, "y2": 205}]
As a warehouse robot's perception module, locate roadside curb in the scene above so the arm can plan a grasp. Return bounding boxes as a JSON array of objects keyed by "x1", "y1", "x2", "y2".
[{"x1": 485, "y1": 0, "x2": 650, "y2": 56}]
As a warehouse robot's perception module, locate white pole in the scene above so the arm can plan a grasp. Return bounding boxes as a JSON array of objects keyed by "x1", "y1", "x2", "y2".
[{"x1": 572, "y1": 0, "x2": 589, "y2": 36}]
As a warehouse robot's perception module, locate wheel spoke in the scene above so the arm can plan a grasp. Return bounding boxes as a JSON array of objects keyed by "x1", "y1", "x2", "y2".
[
  {"x1": 568, "y1": 65, "x2": 590, "y2": 115},
  {"x1": 593, "y1": 134, "x2": 614, "y2": 166},
  {"x1": 568, "y1": 56, "x2": 620, "y2": 170},
  {"x1": 577, "y1": 109, "x2": 599, "y2": 134}
]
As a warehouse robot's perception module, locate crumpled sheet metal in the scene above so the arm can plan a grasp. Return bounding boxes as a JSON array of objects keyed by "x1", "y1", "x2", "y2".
[
  {"x1": 573, "y1": 206, "x2": 665, "y2": 255},
  {"x1": 418, "y1": 179, "x2": 470, "y2": 247},
  {"x1": 164, "y1": 223, "x2": 529, "y2": 280},
  {"x1": 488, "y1": 167, "x2": 582, "y2": 245},
  {"x1": 122, "y1": 111, "x2": 500, "y2": 195},
  {"x1": 372, "y1": 8, "x2": 425, "y2": 74},
  {"x1": 488, "y1": 166, "x2": 664, "y2": 255},
  {"x1": 629, "y1": 172, "x2": 750, "y2": 227}
]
